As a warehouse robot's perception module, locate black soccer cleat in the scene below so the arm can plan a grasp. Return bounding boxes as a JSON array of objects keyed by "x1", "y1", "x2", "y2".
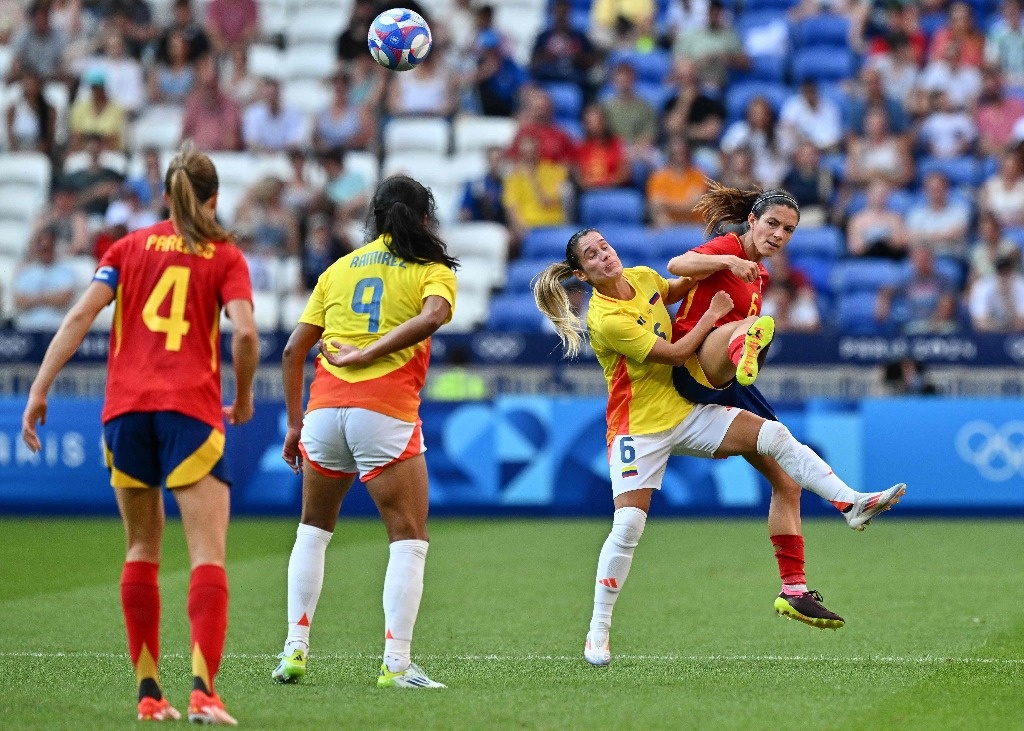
[{"x1": 774, "y1": 589, "x2": 845, "y2": 630}]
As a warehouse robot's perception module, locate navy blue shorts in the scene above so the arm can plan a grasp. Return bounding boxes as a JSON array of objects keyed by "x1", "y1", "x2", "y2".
[
  {"x1": 102, "y1": 411, "x2": 229, "y2": 489},
  {"x1": 672, "y1": 356, "x2": 778, "y2": 422}
]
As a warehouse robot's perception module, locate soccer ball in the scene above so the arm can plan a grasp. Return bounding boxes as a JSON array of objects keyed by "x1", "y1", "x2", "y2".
[{"x1": 367, "y1": 8, "x2": 432, "y2": 72}]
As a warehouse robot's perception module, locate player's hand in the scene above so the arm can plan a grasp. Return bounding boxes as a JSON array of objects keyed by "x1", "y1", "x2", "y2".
[
  {"x1": 728, "y1": 257, "x2": 760, "y2": 283},
  {"x1": 319, "y1": 339, "x2": 367, "y2": 367},
  {"x1": 223, "y1": 394, "x2": 255, "y2": 426},
  {"x1": 282, "y1": 426, "x2": 303, "y2": 475},
  {"x1": 21, "y1": 391, "x2": 47, "y2": 453},
  {"x1": 709, "y1": 291, "x2": 734, "y2": 319}
]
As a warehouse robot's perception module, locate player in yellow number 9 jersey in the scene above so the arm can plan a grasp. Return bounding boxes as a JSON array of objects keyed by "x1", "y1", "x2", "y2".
[{"x1": 272, "y1": 174, "x2": 457, "y2": 690}]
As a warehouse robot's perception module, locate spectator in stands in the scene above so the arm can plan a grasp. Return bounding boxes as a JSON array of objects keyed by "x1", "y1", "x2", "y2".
[
  {"x1": 69, "y1": 68, "x2": 126, "y2": 151},
  {"x1": 336, "y1": 2, "x2": 378, "y2": 62},
  {"x1": 47, "y1": 0, "x2": 83, "y2": 58},
  {"x1": 929, "y1": 1, "x2": 985, "y2": 67},
  {"x1": 602, "y1": 62, "x2": 659, "y2": 180},
  {"x1": 472, "y1": 29, "x2": 527, "y2": 117},
  {"x1": 243, "y1": 78, "x2": 306, "y2": 152},
  {"x1": 348, "y1": 53, "x2": 386, "y2": 108},
  {"x1": 125, "y1": 147, "x2": 165, "y2": 214},
  {"x1": 718, "y1": 145, "x2": 759, "y2": 190},
  {"x1": 87, "y1": 30, "x2": 145, "y2": 115},
  {"x1": 221, "y1": 46, "x2": 260, "y2": 107},
  {"x1": 906, "y1": 171, "x2": 972, "y2": 261},
  {"x1": 387, "y1": 43, "x2": 457, "y2": 118},
  {"x1": 589, "y1": 0, "x2": 655, "y2": 50},
  {"x1": 182, "y1": 55, "x2": 241, "y2": 150},
  {"x1": 6, "y1": 71, "x2": 56, "y2": 158},
  {"x1": 502, "y1": 133, "x2": 570, "y2": 239},
  {"x1": 761, "y1": 252, "x2": 821, "y2": 333},
  {"x1": 968, "y1": 251, "x2": 1024, "y2": 331},
  {"x1": 986, "y1": 0, "x2": 1024, "y2": 85},
  {"x1": 845, "y1": 65, "x2": 910, "y2": 139},
  {"x1": 662, "y1": 0, "x2": 710, "y2": 46},
  {"x1": 646, "y1": 135, "x2": 707, "y2": 227},
  {"x1": 720, "y1": 96, "x2": 787, "y2": 187},
  {"x1": 672, "y1": 0, "x2": 745, "y2": 88},
  {"x1": 866, "y1": 31, "x2": 920, "y2": 109},
  {"x1": 509, "y1": 87, "x2": 576, "y2": 164},
  {"x1": 977, "y1": 66, "x2": 1024, "y2": 156},
  {"x1": 916, "y1": 39, "x2": 983, "y2": 111},
  {"x1": 846, "y1": 180, "x2": 910, "y2": 259},
  {"x1": 844, "y1": 106, "x2": 914, "y2": 189},
  {"x1": 876, "y1": 245, "x2": 960, "y2": 335},
  {"x1": 103, "y1": 183, "x2": 160, "y2": 233},
  {"x1": 661, "y1": 57, "x2": 725, "y2": 168},
  {"x1": 7, "y1": 2, "x2": 68, "y2": 83},
  {"x1": 531, "y1": 0, "x2": 596, "y2": 98},
  {"x1": 158, "y1": 0, "x2": 209, "y2": 63},
  {"x1": 107, "y1": 0, "x2": 159, "y2": 60},
  {"x1": 779, "y1": 81, "x2": 843, "y2": 154},
  {"x1": 459, "y1": 145, "x2": 507, "y2": 224},
  {"x1": 318, "y1": 147, "x2": 369, "y2": 222},
  {"x1": 300, "y1": 212, "x2": 348, "y2": 290},
  {"x1": 468, "y1": 4, "x2": 512, "y2": 58},
  {"x1": 282, "y1": 148, "x2": 317, "y2": 214},
  {"x1": 918, "y1": 89, "x2": 978, "y2": 159},
  {"x1": 235, "y1": 229, "x2": 275, "y2": 292},
  {"x1": 866, "y1": 5, "x2": 926, "y2": 64},
  {"x1": 33, "y1": 183, "x2": 89, "y2": 258},
  {"x1": 235, "y1": 175, "x2": 300, "y2": 256},
  {"x1": 979, "y1": 150, "x2": 1024, "y2": 226},
  {"x1": 781, "y1": 141, "x2": 834, "y2": 227},
  {"x1": 969, "y1": 211, "x2": 1021, "y2": 285},
  {"x1": 205, "y1": 0, "x2": 258, "y2": 57},
  {"x1": 315, "y1": 71, "x2": 374, "y2": 151},
  {"x1": 573, "y1": 104, "x2": 630, "y2": 192},
  {"x1": 12, "y1": 226, "x2": 77, "y2": 331},
  {"x1": 0, "y1": 0, "x2": 23, "y2": 45},
  {"x1": 62, "y1": 134, "x2": 126, "y2": 217},
  {"x1": 882, "y1": 357, "x2": 939, "y2": 395},
  {"x1": 147, "y1": 30, "x2": 195, "y2": 105}
]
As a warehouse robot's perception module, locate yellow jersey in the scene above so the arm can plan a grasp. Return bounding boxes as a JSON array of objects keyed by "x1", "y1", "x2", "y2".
[
  {"x1": 299, "y1": 235, "x2": 458, "y2": 422},
  {"x1": 587, "y1": 266, "x2": 694, "y2": 444}
]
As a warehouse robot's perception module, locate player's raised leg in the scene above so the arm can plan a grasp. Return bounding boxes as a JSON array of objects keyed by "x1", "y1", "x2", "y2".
[
  {"x1": 115, "y1": 487, "x2": 180, "y2": 722},
  {"x1": 366, "y1": 454, "x2": 445, "y2": 689},
  {"x1": 273, "y1": 463, "x2": 353, "y2": 683},
  {"x1": 586, "y1": 488, "x2": 652, "y2": 667}
]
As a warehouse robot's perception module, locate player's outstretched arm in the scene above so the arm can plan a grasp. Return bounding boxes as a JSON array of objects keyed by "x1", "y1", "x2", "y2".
[
  {"x1": 644, "y1": 291, "x2": 733, "y2": 367},
  {"x1": 22, "y1": 281, "x2": 114, "y2": 452},
  {"x1": 280, "y1": 322, "x2": 323, "y2": 474},
  {"x1": 224, "y1": 298, "x2": 259, "y2": 426},
  {"x1": 668, "y1": 251, "x2": 759, "y2": 283},
  {"x1": 321, "y1": 295, "x2": 451, "y2": 368}
]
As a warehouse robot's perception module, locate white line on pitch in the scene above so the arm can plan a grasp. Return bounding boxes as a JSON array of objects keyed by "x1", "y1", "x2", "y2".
[{"x1": 2, "y1": 651, "x2": 1023, "y2": 665}]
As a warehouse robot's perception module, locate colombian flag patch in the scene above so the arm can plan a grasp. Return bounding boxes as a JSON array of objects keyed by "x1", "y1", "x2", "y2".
[{"x1": 621, "y1": 466, "x2": 639, "y2": 478}]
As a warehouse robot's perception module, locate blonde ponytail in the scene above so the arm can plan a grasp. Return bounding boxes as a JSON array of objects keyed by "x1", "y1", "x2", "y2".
[
  {"x1": 533, "y1": 262, "x2": 585, "y2": 359},
  {"x1": 165, "y1": 142, "x2": 232, "y2": 255}
]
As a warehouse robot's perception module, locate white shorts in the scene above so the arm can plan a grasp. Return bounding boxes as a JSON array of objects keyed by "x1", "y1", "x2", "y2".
[
  {"x1": 608, "y1": 403, "x2": 743, "y2": 498},
  {"x1": 299, "y1": 407, "x2": 425, "y2": 482}
]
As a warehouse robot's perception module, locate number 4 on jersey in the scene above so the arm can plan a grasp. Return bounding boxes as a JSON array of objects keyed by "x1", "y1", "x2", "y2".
[{"x1": 143, "y1": 265, "x2": 192, "y2": 351}]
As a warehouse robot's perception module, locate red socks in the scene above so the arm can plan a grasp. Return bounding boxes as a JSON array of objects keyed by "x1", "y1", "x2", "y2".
[
  {"x1": 770, "y1": 534, "x2": 806, "y2": 587},
  {"x1": 121, "y1": 561, "x2": 161, "y2": 698},
  {"x1": 188, "y1": 564, "x2": 229, "y2": 694},
  {"x1": 728, "y1": 333, "x2": 745, "y2": 366}
]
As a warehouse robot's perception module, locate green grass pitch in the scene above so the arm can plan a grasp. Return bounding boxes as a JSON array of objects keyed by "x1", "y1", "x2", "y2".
[{"x1": 1, "y1": 516, "x2": 1022, "y2": 730}]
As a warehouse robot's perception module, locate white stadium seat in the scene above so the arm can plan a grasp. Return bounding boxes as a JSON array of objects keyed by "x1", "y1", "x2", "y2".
[
  {"x1": 0, "y1": 185, "x2": 46, "y2": 224},
  {"x1": 383, "y1": 117, "x2": 450, "y2": 155},
  {"x1": 453, "y1": 116, "x2": 517, "y2": 154},
  {"x1": 383, "y1": 151, "x2": 485, "y2": 187},
  {"x1": 280, "y1": 292, "x2": 310, "y2": 329},
  {"x1": 259, "y1": 0, "x2": 289, "y2": 36},
  {"x1": 206, "y1": 152, "x2": 257, "y2": 188},
  {"x1": 344, "y1": 150, "x2": 380, "y2": 188},
  {"x1": 283, "y1": 43, "x2": 337, "y2": 81},
  {"x1": 454, "y1": 257, "x2": 497, "y2": 296},
  {"x1": 0, "y1": 151, "x2": 51, "y2": 190},
  {"x1": 439, "y1": 289, "x2": 489, "y2": 333},
  {"x1": 287, "y1": 8, "x2": 347, "y2": 44},
  {"x1": 281, "y1": 78, "x2": 330, "y2": 118},
  {"x1": 63, "y1": 150, "x2": 128, "y2": 175},
  {"x1": 65, "y1": 255, "x2": 98, "y2": 293},
  {"x1": 248, "y1": 44, "x2": 285, "y2": 80},
  {"x1": 442, "y1": 222, "x2": 511, "y2": 287},
  {"x1": 0, "y1": 253, "x2": 18, "y2": 318},
  {"x1": 89, "y1": 301, "x2": 116, "y2": 331},
  {"x1": 0, "y1": 219, "x2": 33, "y2": 259},
  {"x1": 131, "y1": 106, "x2": 184, "y2": 151},
  {"x1": 274, "y1": 256, "x2": 302, "y2": 295},
  {"x1": 221, "y1": 290, "x2": 281, "y2": 332},
  {"x1": 429, "y1": 181, "x2": 462, "y2": 225}
]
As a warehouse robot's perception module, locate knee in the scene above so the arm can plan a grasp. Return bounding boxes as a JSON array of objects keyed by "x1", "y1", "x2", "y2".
[
  {"x1": 385, "y1": 522, "x2": 429, "y2": 542},
  {"x1": 756, "y1": 420, "x2": 792, "y2": 457},
  {"x1": 611, "y1": 506, "x2": 647, "y2": 547}
]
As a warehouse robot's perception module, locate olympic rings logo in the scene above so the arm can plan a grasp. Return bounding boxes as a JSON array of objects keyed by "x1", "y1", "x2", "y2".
[{"x1": 955, "y1": 421, "x2": 1024, "y2": 482}]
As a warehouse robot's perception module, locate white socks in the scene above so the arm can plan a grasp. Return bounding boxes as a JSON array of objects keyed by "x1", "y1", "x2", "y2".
[
  {"x1": 590, "y1": 507, "x2": 647, "y2": 634},
  {"x1": 382, "y1": 539, "x2": 429, "y2": 674},
  {"x1": 284, "y1": 523, "x2": 333, "y2": 654},
  {"x1": 756, "y1": 420, "x2": 858, "y2": 506}
]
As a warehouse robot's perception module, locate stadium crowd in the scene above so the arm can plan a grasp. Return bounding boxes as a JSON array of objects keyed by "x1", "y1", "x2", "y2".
[{"x1": 3, "y1": 0, "x2": 1024, "y2": 336}]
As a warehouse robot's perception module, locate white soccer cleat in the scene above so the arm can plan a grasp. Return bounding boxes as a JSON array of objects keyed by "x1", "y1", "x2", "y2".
[
  {"x1": 584, "y1": 630, "x2": 611, "y2": 667},
  {"x1": 845, "y1": 483, "x2": 906, "y2": 531},
  {"x1": 377, "y1": 661, "x2": 447, "y2": 688}
]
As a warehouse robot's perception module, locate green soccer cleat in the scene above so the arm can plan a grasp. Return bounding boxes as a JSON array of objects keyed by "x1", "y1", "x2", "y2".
[
  {"x1": 736, "y1": 315, "x2": 775, "y2": 386},
  {"x1": 377, "y1": 661, "x2": 446, "y2": 689},
  {"x1": 271, "y1": 648, "x2": 307, "y2": 684},
  {"x1": 774, "y1": 589, "x2": 845, "y2": 630}
]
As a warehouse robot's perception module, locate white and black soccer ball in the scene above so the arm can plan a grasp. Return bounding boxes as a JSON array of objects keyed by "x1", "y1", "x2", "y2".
[{"x1": 367, "y1": 8, "x2": 432, "y2": 72}]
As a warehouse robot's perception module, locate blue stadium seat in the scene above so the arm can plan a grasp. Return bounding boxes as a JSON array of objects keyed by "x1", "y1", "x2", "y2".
[
  {"x1": 505, "y1": 259, "x2": 548, "y2": 292},
  {"x1": 608, "y1": 49, "x2": 673, "y2": 84},
  {"x1": 486, "y1": 293, "x2": 549, "y2": 333},
  {"x1": 919, "y1": 11, "x2": 948, "y2": 39},
  {"x1": 789, "y1": 256, "x2": 834, "y2": 292},
  {"x1": 591, "y1": 222, "x2": 649, "y2": 259},
  {"x1": 540, "y1": 82, "x2": 583, "y2": 119},
  {"x1": 795, "y1": 14, "x2": 851, "y2": 48},
  {"x1": 1003, "y1": 226, "x2": 1024, "y2": 249},
  {"x1": 521, "y1": 226, "x2": 580, "y2": 259},
  {"x1": 835, "y1": 291, "x2": 887, "y2": 334},
  {"x1": 648, "y1": 225, "x2": 708, "y2": 258},
  {"x1": 791, "y1": 48, "x2": 856, "y2": 83},
  {"x1": 731, "y1": 54, "x2": 788, "y2": 83},
  {"x1": 786, "y1": 226, "x2": 844, "y2": 259},
  {"x1": 831, "y1": 258, "x2": 902, "y2": 293},
  {"x1": 736, "y1": 10, "x2": 789, "y2": 42},
  {"x1": 844, "y1": 188, "x2": 917, "y2": 218},
  {"x1": 918, "y1": 156, "x2": 985, "y2": 188},
  {"x1": 556, "y1": 117, "x2": 583, "y2": 141},
  {"x1": 580, "y1": 189, "x2": 646, "y2": 226},
  {"x1": 743, "y1": 0, "x2": 800, "y2": 13},
  {"x1": 724, "y1": 81, "x2": 790, "y2": 121}
]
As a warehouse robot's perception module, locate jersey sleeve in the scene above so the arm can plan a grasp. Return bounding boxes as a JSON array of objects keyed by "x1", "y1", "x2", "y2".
[
  {"x1": 422, "y1": 264, "x2": 458, "y2": 323},
  {"x1": 298, "y1": 274, "x2": 327, "y2": 328},
  {"x1": 593, "y1": 307, "x2": 659, "y2": 364},
  {"x1": 94, "y1": 235, "x2": 129, "y2": 290},
  {"x1": 693, "y1": 235, "x2": 740, "y2": 256},
  {"x1": 220, "y1": 246, "x2": 253, "y2": 305}
]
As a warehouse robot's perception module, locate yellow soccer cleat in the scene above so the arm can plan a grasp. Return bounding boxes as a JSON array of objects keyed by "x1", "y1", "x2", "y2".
[{"x1": 736, "y1": 315, "x2": 775, "y2": 386}]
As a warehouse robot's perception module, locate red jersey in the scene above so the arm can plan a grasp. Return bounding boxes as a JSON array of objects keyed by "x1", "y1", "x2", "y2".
[
  {"x1": 95, "y1": 220, "x2": 253, "y2": 430},
  {"x1": 671, "y1": 233, "x2": 769, "y2": 340}
]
